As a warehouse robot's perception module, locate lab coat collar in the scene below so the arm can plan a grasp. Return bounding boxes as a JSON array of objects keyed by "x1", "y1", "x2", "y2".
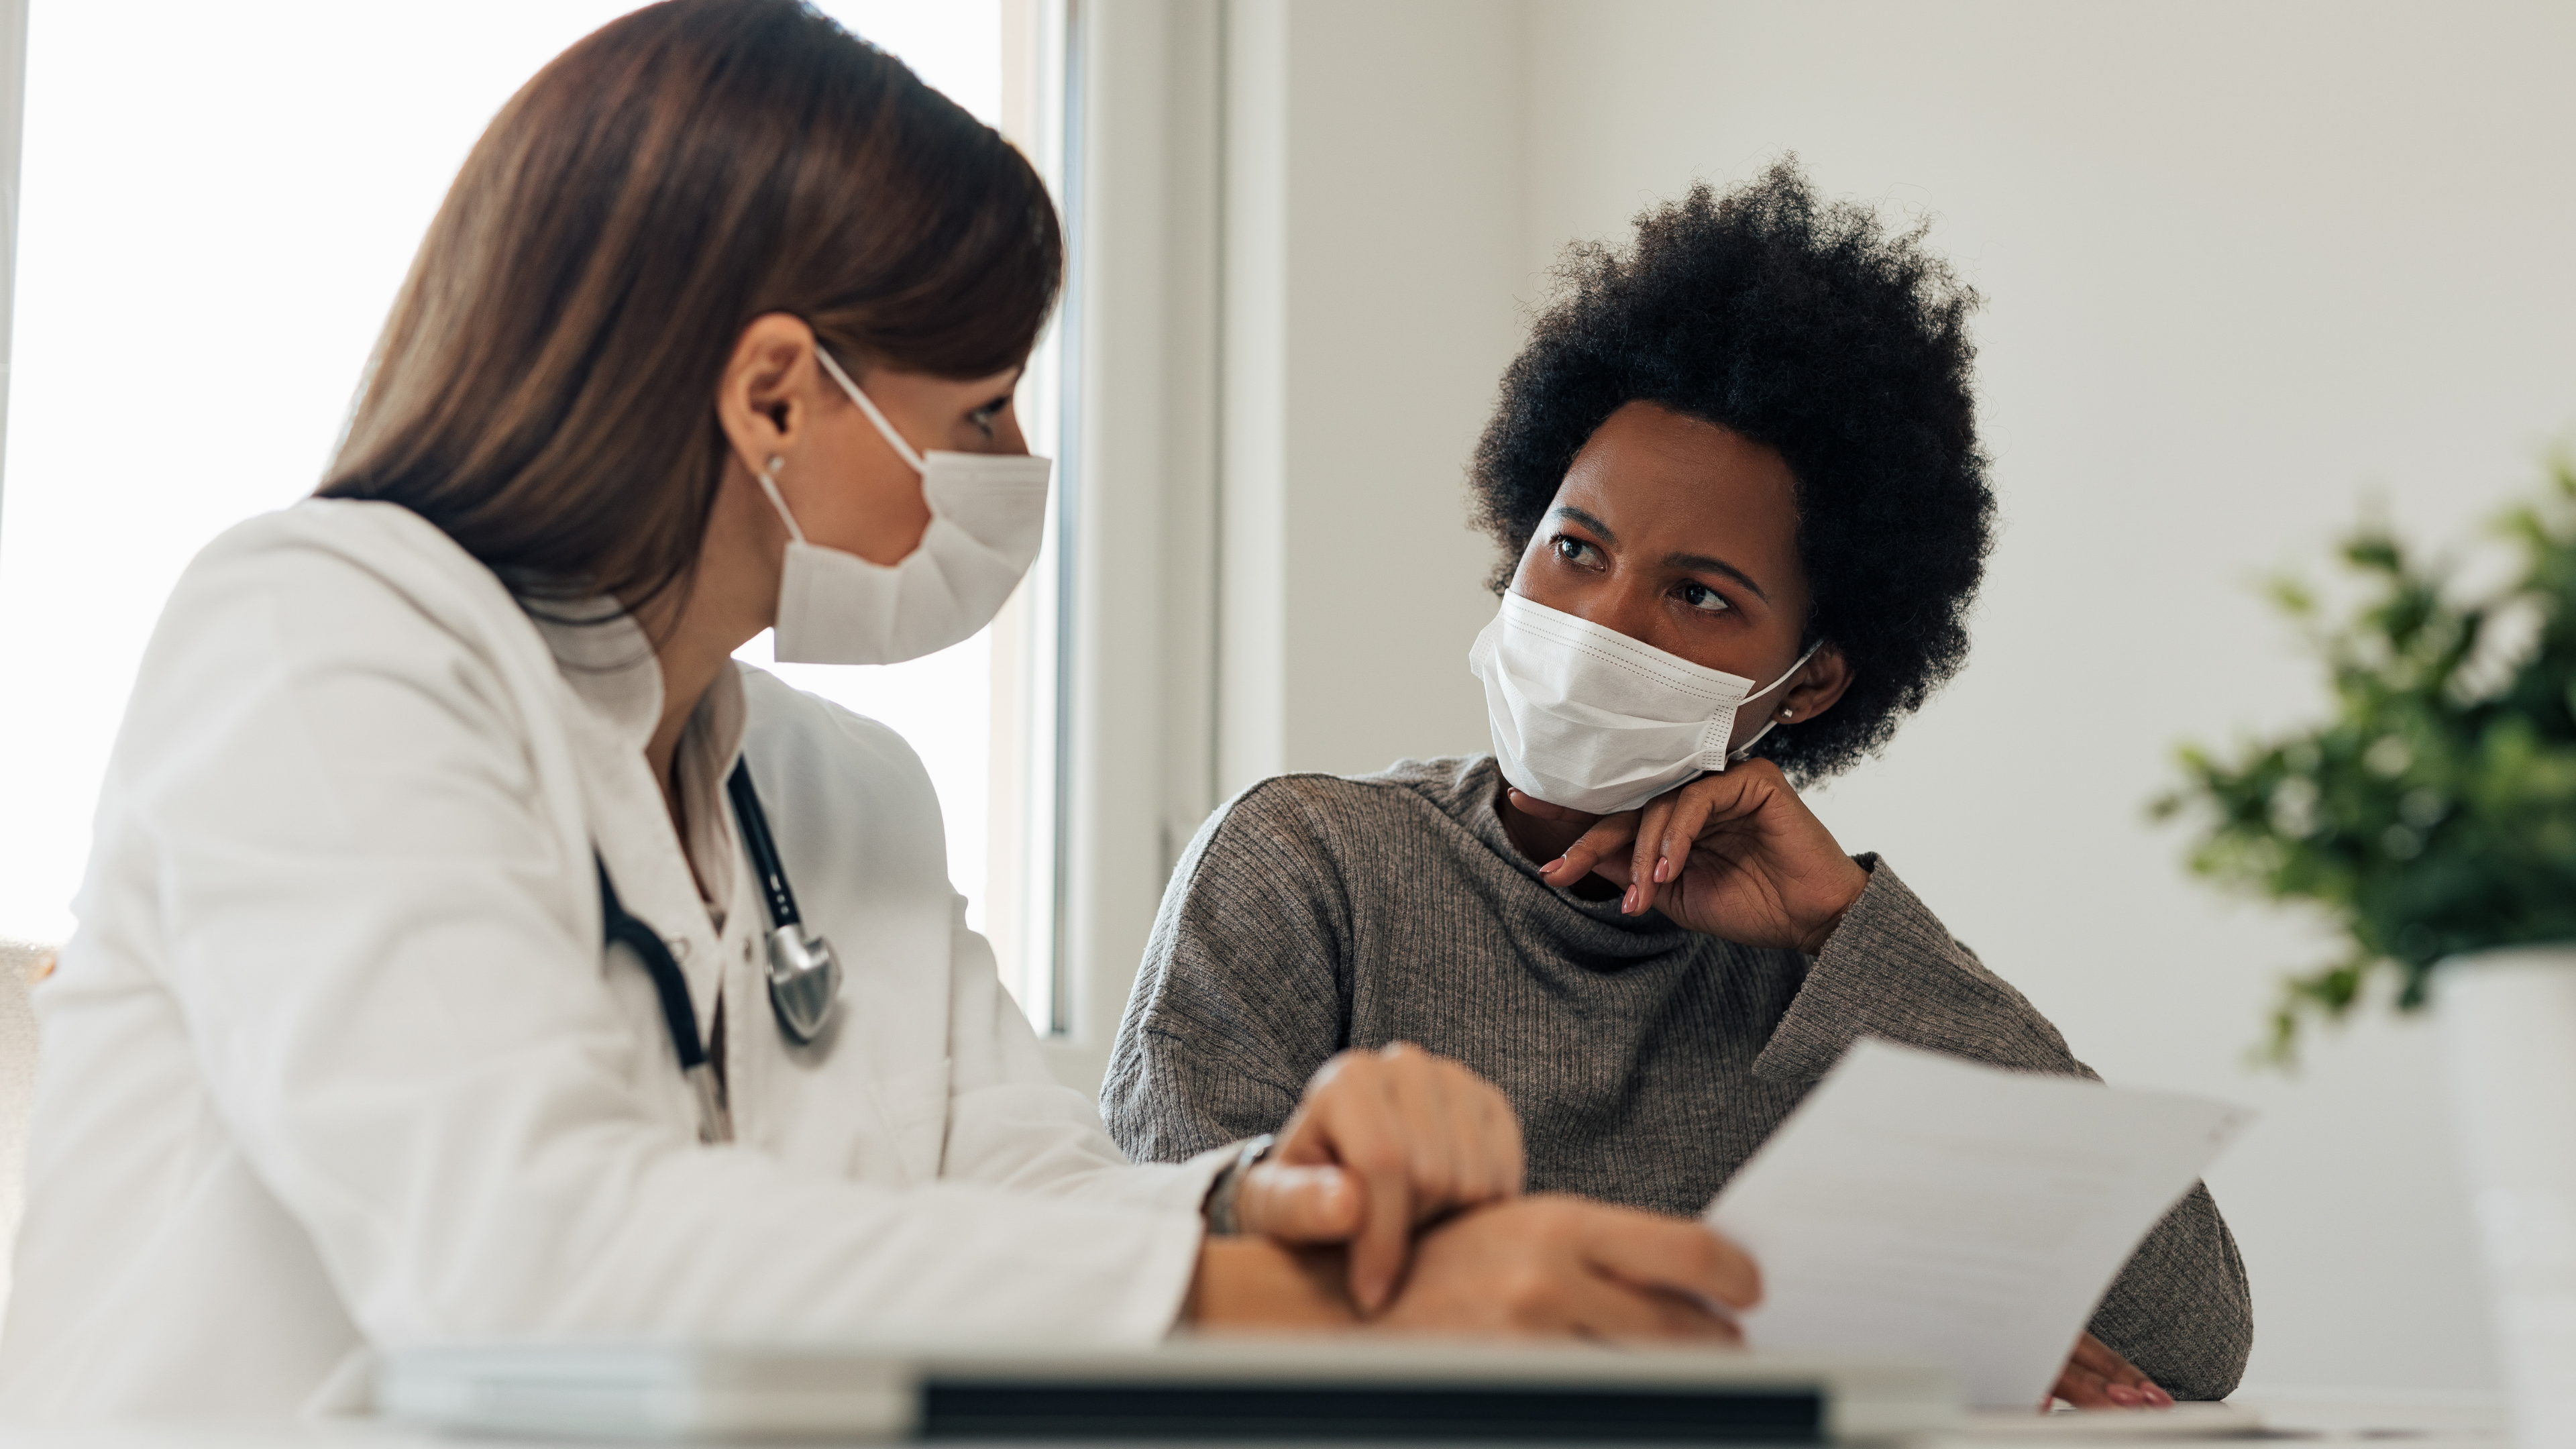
[
  {"x1": 528, "y1": 600, "x2": 666, "y2": 753},
  {"x1": 530, "y1": 600, "x2": 754, "y2": 1047},
  {"x1": 528, "y1": 602, "x2": 749, "y2": 797}
]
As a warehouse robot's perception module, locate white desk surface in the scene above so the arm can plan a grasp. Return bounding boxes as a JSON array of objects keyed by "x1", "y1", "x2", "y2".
[{"x1": 0, "y1": 1396, "x2": 2512, "y2": 1448}]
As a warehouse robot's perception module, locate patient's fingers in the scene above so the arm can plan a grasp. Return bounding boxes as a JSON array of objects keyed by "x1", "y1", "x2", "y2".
[
  {"x1": 1548, "y1": 811, "x2": 1640, "y2": 888},
  {"x1": 1234, "y1": 1162, "x2": 1363, "y2": 1242},
  {"x1": 2051, "y1": 1359, "x2": 2116, "y2": 1410},
  {"x1": 1505, "y1": 789, "x2": 1635, "y2": 890},
  {"x1": 1644, "y1": 782, "x2": 1729, "y2": 911},
  {"x1": 2064, "y1": 1333, "x2": 2167, "y2": 1408},
  {"x1": 1625, "y1": 795, "x2": 1676, "y2": 914},
  {"x1": 1558, "y1": 1267, "x2": 1741, "y2": 1342},
  {"x1": 1582, "y1": 1214, "x2": 1763, "y2": 1313},
  {"x1": 1504, "y1": 789, "x2": 1594, "y2": 824}
]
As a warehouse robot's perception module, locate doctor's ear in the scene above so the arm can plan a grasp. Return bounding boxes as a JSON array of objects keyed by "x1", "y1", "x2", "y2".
[
  {"x1": 1774, "y1": 643, "x2": 1854, "y2": 726},
  {"x1": 714, "y1": 312, "x2": 825, "y2": 466}
]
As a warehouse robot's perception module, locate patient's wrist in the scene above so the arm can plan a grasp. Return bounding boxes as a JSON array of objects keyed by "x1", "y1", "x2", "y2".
[
  {"x1": 1794, "y1": 856, "x2": 1874, "y2": 955},
  {"x1": 1182, "y1": 1238, "x2": 1358, "y2": 1330}
]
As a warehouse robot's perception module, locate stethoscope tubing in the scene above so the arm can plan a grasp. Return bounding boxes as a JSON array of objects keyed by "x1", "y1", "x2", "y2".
[
  {"x1": 596, "y1": 859, "x2": 708, "y2": 1073},
  {"x1": 594, "y1": 759, "x2": 818, "y2": 1143},
  {"x1": 727, "y1": 761, "x2": 801, "y2": 931}
]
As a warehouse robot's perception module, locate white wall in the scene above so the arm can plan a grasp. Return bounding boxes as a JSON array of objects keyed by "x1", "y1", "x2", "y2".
[
  {"x1": 1044, "y1": 0, "x2": 1230, "y2": 1092},
  {"x1": 1214, "y1": 0, "x2": 1525, "y2": 795},
  {"x1": 1188, "y1": 0, "x2": 2576, "y2": 1400}
]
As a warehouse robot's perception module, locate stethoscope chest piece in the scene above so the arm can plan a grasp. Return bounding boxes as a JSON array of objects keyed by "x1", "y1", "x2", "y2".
[
  {"x1": 765, "y1": 926, "x2": 840, "y2": 1045},
  {"x1": 727, "y1": 760, "x2": 840, "y2": 1046},
  {"x1": 599, "y1": 759, "x2": 842, "y2": 1143}
]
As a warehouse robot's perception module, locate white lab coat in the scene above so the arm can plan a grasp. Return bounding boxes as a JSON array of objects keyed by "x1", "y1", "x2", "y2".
[{"x1": 0, "y1": 500, "x2": 1223, "y2": 1420}]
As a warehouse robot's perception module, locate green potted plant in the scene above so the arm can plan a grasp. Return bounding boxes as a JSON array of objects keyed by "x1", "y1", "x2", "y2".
[{"x1": 2155, "y1": 460, "x2": 2576, "y2": 1445}]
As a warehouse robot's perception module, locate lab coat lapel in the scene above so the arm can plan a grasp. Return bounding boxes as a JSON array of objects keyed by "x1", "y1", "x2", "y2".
[
  {"x1": 733, "y1": 700, "x2": 951, "y2": 1187},
  {"x1": 535, "y1": 611, "x2": 725, "y2": 1046}
]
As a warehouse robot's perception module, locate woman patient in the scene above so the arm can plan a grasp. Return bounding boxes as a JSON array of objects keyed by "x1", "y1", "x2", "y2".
[{"x1": 1104, "y1": 164, "x2": 2251, "y2": 1403}]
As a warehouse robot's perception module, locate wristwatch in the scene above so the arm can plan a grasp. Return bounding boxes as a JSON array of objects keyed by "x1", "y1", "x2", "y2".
[{"x1": 1202, "y1": 1133, "x2": 1277, "y2": 1236}]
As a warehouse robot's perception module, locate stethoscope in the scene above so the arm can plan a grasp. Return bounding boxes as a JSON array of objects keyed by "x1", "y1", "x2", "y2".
[{"x1": 595, "y1": 761, "x2": 842, "y2": 1144}]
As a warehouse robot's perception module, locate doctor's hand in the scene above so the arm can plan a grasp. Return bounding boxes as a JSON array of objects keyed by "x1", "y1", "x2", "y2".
[
  {"x1": 1376, "y1": 1195, "x2": 1760, "y2": 1340},
  {"x1": 1232, "y1": 1043, "x2": 1525, "y2": 1314},
  {"x1": 1514, "y1": 761, "x2": 1868, "y2": 955}
]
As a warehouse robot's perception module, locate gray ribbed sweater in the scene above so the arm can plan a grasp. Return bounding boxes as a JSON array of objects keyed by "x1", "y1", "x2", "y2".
[{"x1": 1103, "y1": 755, "x2": 2252, "y2": 1401}]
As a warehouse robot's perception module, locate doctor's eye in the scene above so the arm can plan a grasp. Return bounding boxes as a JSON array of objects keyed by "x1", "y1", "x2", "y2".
[
  {"x1": 967, "y1": 394, "x2": 1012, "y2": 438},
  {"x1": 1678, "y1": 581, "x2": 1732, "y2": 614}
]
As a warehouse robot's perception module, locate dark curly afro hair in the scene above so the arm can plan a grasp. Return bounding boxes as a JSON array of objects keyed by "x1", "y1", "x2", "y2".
[{"x1": 1470, "y1": 159, "x2": 1994, "y2": 784}]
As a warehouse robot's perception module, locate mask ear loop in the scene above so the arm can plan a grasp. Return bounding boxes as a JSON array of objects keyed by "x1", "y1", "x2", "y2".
[
  {"x1": 1726, "y1": 641, "x2": 1825, "y2": 763},
  {"x1": 751, "y1": 454, "x2": 806, "y2": 545},
  {"x1": 811, "y1": 345, "x2": 927, "y2": 475}
]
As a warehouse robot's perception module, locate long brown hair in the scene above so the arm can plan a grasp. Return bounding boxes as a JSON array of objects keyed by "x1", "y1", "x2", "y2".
[{"x1": 319, "y1": 0, "x2": 1060, "y2": 614}]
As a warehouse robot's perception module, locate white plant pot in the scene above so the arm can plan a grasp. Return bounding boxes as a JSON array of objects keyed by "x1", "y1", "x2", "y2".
[{"x1": 2438, "y1": 945, "x2": 2576, "y2": 1449}]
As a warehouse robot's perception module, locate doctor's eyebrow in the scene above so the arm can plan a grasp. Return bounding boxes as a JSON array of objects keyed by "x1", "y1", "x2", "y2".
[{"x1": 977, "y1": 366, "x2": 1028, "y2": 409}]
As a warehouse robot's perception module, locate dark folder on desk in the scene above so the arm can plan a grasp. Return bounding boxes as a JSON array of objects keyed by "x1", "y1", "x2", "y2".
[{"x1": 380, "y1": 1338, "x2": 1954, "y2": 1442}]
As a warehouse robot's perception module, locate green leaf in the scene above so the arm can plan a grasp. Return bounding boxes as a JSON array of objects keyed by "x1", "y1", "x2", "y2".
[{"x1": 2159, "y1": 465, "x2": 2576, "y2": 1065}]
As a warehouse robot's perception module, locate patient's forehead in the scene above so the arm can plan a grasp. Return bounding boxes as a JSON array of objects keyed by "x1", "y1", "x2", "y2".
[{"x1": 1556, "y1": 402, "x2": 1803, "y2": 584}]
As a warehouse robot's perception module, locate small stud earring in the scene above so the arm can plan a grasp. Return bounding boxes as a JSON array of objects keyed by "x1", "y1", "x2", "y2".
[
  {"x1": 1778, "y1": 706, "x2": 1795, "y2": 720},
  {"x1": 765, "y1": 455, "x2": 786, "y2": 476}
]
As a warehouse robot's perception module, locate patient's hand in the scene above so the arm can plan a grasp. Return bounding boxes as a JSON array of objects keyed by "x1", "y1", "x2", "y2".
[
  {"x1": 1513, "y1": 759, "x2": 1868, "y2": 955},
  {"x1": 1377, "y1": 1195, "x2": 1759, "y2": 1340},
  {"x1": 1233, "y1": 1043, "x2": 1525, "y2": 1313},
  {"x1": 2048, "y1": 1332, "x2": 2174, "y2": 1410}
]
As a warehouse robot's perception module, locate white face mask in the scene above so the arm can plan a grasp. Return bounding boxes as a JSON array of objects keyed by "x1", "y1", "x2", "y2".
[
  {"x1": 1467, "y1": 591, "x2": 1820, "y2": 815},
  {"x1": 751, "y1": 347, "x2": 1053, "y2": 665}
]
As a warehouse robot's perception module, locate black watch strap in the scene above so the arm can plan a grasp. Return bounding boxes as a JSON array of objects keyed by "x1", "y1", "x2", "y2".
[{"x1": 1203, "y1": 1133, "x2": 1277, "y2": 1236}]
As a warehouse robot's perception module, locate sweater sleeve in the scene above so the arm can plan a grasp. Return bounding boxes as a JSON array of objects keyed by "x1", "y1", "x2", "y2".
[
  {"x1": 1102, "y1": 780, "x2": 1356, "y2": 1164},
  {"x1": 1752, "y1": 858, "x2": 2254, "y2": 1401}
]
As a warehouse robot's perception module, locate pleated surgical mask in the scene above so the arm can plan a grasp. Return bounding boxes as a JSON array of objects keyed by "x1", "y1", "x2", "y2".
[
  {"x1": 1468, "y1": 591, "x2": 1818, "y2": 814},
  {"x1": 754, "y1": 347, "x2": 1052, "y2": 665}
]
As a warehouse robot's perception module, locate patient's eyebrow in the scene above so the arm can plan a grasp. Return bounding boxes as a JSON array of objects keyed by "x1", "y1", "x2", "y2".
[
  {"x1": 1551, "y1": 505, "x2": 1618, "y2": 544},
  {"x1": 1665, "y1": 551, "x2": 1770, "y2": 604}
]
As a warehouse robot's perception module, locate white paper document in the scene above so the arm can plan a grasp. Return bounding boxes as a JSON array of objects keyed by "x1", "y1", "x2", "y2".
[{"x1": 1704, "y1": 1039, "x2": 2251, "y2": 1408}]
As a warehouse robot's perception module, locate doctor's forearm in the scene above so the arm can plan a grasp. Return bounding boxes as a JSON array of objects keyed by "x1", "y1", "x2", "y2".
[{"x1": 1181, "y1": 1238, "x2": 1357, "y2": 1328}]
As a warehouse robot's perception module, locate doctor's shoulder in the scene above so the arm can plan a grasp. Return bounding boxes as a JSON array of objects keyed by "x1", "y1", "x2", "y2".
[
  {"x1": 139, "y1": 499, "x2": 559, "y2": 703},
  {"x1": 172, "y1": 499, "x2": 523, "y2": 619}
]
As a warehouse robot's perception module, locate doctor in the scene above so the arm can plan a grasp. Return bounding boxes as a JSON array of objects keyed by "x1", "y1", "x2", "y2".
[{"x1": 0, "y1": 0, "x2": 1758, "y2": 1421}]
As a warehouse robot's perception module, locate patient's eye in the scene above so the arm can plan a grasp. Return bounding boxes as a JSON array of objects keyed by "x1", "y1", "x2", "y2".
[
  {"x1": 1551, "y1": 534, "x2": 1603, "y2": 568},
  {"x1": 1679, "y1": 581, "x2": 1732, "y2": 614}
]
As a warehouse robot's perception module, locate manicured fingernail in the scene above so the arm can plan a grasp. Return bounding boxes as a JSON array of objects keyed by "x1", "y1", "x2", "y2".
[
  {"x1": 1654, "y1": 857, "x2": 1670, "y2": 883},
  {"x1": 2107, "y1": 1385, "x2": 2140, "y2": 1407},
  {"x1": 1621, "y1": 886, "x2": 1638, "y2": 913},
  {"x1": 2143, "y1": 1384, "x2": 2171, "y2": 1407}
]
